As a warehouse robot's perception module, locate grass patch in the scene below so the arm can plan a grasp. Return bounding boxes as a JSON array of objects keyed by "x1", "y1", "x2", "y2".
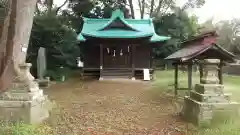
[
  {"x1": 0, "y1": 122, "x2": 52, "y2": 135},
  {"x1": 198, "y1": 111, "x2": 240, "y2": 135}
]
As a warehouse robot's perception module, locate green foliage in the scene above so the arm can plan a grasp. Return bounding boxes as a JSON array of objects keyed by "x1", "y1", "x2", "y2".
[
  {"x1": 153, "y1": 8, "x2": 200, "y2": 58},
  {"x1": 67, "y1": 0, "x2": 130, "y2": 32},
  {"x1": 27, "y1": 12, "x2": 79, "y2": 79}
]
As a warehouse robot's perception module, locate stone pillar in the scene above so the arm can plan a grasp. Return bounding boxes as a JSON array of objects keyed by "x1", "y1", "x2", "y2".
[
  {"x1": 0, "y1": 63, "x2": 49, "y2": 124},
  {"x1": 182, "y1": 59, "x2": 239, "y2": 126}
]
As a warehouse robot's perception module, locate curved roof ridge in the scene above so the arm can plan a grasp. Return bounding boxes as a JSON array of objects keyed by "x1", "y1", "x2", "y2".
[{"x1": 97, "y1": 9, "x2": 139, "y2": 31}]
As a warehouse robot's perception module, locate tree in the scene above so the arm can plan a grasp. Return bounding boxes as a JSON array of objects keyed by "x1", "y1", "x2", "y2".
[
  {"x1": 129, "y1": 0, "x2": 205, "y2": 19},
  {"x1": 0, "y1": 0, "x2": 37, "y2": 91},
  {"x1": 27, "y1": 12, "x2": 79, "y2": 77},
  {"x1": 36, "y1": 0, "x2": 68, "y2": 15},
  {"x1": 214, "y1": 19, "x2": 240, "y2": 54},
  {"x1": 153, "y1": 8, "x2": 200, "y2": 58}
]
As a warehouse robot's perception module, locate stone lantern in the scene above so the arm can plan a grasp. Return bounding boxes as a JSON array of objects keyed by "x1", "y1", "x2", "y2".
[{"x1": 182, "y1": 59, "x2": 240, "y2": 126}]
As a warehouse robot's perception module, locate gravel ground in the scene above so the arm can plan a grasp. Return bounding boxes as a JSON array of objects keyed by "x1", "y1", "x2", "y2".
[{"x1": 43, "y1": 79, "x2": 196, "y2": 135}]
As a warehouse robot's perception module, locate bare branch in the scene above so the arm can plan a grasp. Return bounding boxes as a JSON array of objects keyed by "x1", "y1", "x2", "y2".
[
  {"x1": 156, "y1": 0, "x2": 164, "y2": 15},
  {"x1": 56, "y1": 0, "x2": 68, "y2": 14},
  {"x1": 161, "y1": 0, "x2": 173, "y2": 15}
]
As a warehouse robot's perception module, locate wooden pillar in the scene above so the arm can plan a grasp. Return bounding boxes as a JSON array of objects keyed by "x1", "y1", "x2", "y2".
[
  {"x1": 188, "y1": 62, "x2": 193, "y2": 94},
  {"x1": 218, "y1": 60, "x2": 223, "y2": 84},
  {"x1": 149, "y1": 46, "x2": 152, "y2": 69},
  {"x1": 100, "y1": 44, "x2": 103, "y2": 80},
  {"x1": 131, "y1": 45, "x2": 135, "y2": 80},
  {"x1": 174, "y1": 64, "x2": 179, "y2": 96}
]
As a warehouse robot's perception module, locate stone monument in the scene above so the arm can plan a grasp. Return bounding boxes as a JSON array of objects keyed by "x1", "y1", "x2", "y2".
[
  {"x1": 182, "y1": 59, "x2": 239, "y2": 126},
  {"x1": 0, "y1": 63, "x2": 49, "y2": 124},
  {"x1": 37, "y1": 47, "x2": 46, "y2": 80},
  {"x1": 36, "y1": 47, "x2": 50, "y2": 88}
]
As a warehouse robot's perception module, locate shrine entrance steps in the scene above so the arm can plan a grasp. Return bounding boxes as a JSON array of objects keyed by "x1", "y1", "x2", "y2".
[{"x1": 101, "y1": 68, "x2": 133, "y2": 80}]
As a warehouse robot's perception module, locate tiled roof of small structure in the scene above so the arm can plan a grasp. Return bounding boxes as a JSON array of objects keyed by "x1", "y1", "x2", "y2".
[
  {"x1": 165, "y1": 31, "x2": 235, "y2": 62},
  {"x1": 181, "y1": 30, "x2": 217, "y2": 44}
]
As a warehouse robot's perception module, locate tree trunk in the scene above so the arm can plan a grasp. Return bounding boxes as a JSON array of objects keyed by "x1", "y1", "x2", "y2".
[
  {"x1": 128, "y1": 0, "x2": 135, "y2": 19},
  {"x1": 0, "y1": 0, "x2": 16, "y2": 91},
  {"x1": 0, "y1": 0, "x2": 37, "y2": 92},
  {"x1": 138, "y1": 0, "x2": 142, "y2": 16},
  {"x1": 149, "y1": 0, "x2": 154, "y2": 17},
  {"x1": 140, "y1": 0, "x2": 145, "y2": 19}
]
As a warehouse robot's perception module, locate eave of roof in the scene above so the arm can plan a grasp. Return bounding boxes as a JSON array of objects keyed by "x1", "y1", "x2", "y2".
[
  {"x1": 150, "y1": 34, "x2": 171, "y2": 42},
  {"x1": 165, "y1": 43, "x2": 236, "y2": 62}
]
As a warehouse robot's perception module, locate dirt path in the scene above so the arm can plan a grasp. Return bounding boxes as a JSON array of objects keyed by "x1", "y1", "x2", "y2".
[{"x1": 44, "y1": 79, "x2": 193, "y2": 135}]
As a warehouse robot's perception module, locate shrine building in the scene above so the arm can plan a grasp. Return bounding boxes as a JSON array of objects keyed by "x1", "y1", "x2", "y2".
[{"x1": 77, "y1": 9, "x2": 170, "y2": 80}]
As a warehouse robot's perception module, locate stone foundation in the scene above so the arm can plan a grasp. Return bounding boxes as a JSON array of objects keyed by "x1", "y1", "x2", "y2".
[
  {"x1": 0, "y1": 63, "x2": 50, "y2": 124},
  {"x1": 0, "y1": 95, "x2": 49, "y2": 124},
  {"x1": 182, "y1": 96, "x2": 239, "y2": 126}
]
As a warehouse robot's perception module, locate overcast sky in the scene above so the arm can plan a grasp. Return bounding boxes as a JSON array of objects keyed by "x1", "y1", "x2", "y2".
[{"x1": 54, "y1": 0, "x2": 240, "y2": 23}]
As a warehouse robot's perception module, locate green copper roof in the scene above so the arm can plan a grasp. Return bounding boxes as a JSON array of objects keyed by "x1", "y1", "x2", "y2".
[{"x1": 78, "y1": 9, "x2": 170, "y2": 42}]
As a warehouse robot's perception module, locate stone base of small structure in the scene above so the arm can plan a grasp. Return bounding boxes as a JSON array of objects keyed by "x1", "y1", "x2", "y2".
[
  {"x1": 0, "y1": 63, "x2": 50, "y2": 124},
  {"x1": 182, "y1": 59, "x2": 240, "y2": 127},
  {"x1": 182, "y1": 96, "x2": 239, "y2": 126},
  {"x1": 35, "y1": 78, "x2": 50, "y2": 88}
]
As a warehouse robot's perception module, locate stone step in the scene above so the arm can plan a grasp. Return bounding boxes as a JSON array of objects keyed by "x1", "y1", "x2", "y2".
[
  {"x1": 102, "y1": 72, "x2": 132, "y2": 76},
  {"x1": 190, "y1": 91, "x2": 231, "y2": 103},
  {"x1": 102, "y1": 75, "x2": 132, "y2": 80},
  {"x1": 195, "y1": 84, "x2": 224, "y2": 94}
]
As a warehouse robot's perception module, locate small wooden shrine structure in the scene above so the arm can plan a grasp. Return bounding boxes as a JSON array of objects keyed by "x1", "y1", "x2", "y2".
[
  {"x1": 77, "y1": 9, "x2": 170, "y2": 80},
  {"x1": 165, "y1": 31, "x2": 236, "y2": 95}
]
